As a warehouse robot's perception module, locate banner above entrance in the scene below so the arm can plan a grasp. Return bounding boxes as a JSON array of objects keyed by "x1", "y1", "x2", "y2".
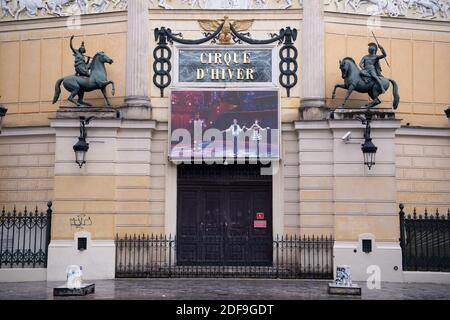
[
  {"x1": 170, "y1": 90, "x2": 280, "y2": 161},
  {"x1": 175, "y1": 47, "x2": 275, "y2": 86}
]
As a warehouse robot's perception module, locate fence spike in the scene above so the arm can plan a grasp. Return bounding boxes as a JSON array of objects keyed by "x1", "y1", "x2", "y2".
[{"x1": 413, "y1": 208, "x2": 417, "y2": 219}]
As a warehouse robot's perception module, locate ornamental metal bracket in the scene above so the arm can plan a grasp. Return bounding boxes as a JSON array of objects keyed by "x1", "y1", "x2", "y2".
[{"x1": 153, "y1": 22, "x2": 298, "y2": 97}]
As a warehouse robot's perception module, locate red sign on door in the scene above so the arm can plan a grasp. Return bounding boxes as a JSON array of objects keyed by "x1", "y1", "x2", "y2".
[
  {"x1": 254, "y1": 220, "x2": 267, "y2": 228},
  {"x1": 256, "y1": 212, "x2": 265, "y2": 220}
]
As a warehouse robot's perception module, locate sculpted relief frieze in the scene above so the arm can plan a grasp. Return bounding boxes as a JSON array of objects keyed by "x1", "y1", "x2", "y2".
[
  {"x1": 325, "y1": 0, "x2": 449, "y2": 20},
  {"x1": 0, "y1": 0, "x2": 448, "y2": 21}
]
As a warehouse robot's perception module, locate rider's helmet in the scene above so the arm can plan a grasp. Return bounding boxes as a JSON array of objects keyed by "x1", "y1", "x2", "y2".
[
  {"x1": 79, "y1": 42, "x2": 86, "y2": 55},
  {"x1": 368, "y1": 42, "x2": 378, "y2": 54}
]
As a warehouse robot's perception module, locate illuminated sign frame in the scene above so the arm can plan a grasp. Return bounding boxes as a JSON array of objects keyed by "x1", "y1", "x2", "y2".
[
  {"x1": 168, "y1": 88, "x2": 281, "y2": 163},
  {"x1": 173, "y1": 45, "x2": 278, "y2": 88}
]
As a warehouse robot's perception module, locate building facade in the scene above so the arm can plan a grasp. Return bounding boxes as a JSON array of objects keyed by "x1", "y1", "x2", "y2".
[{"x1": 0, "y1": 0, "x2": 449, "y2": 283}]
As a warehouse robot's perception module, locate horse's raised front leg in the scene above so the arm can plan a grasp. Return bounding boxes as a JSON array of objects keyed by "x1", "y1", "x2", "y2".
[
  {"x1": 101, "y1": 87, "x2": 112, "y2": 107},
  {"x1": 341, "y1": 85, "x2": 354, "y2": 108},
  {"x1": 108, "y1": 81, "x2": 115, "y2": 96},
  {"x1": 332, "y1": 84, "x2": 346, "y2": 99},
  {"x1": 100, "y1": 80, "x2": 115, "y2": 96}
]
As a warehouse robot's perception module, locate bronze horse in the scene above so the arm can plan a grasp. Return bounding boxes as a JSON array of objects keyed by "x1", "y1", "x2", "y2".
[
  {"x1": 52, "y1": 51, "x2": 115, "y2": 107},
  {"x1": 332, "y1": 57, "x2": 399, "y2": 109}
]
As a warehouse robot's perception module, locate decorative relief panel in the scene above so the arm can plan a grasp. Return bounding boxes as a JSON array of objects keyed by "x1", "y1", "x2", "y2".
[
  {"x1": 0, "y1": 0, "x2": 448, "y2": 22},
  {"x1": 0, "y1": 0, "x2": 302, "y2": 20},
  {"x1": 324, "y1": 0, "x2": 450, "y2": 21}
]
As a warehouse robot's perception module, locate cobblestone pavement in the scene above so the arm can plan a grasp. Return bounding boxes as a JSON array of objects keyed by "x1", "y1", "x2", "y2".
[{"x1": 0, "y1": 279, "x2": 449, "y2": 300}]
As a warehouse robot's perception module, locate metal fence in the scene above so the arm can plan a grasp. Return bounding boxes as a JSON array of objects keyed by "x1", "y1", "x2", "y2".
[
  {"x1": 0, "y1": 202, "x2": 52, "y2": 268},
  {"x1": 399, "y1": 204, "x2": 450, "y2": 272},
  {"x1": 115, "y1": 234, "x2": 334, "y2": 279}
]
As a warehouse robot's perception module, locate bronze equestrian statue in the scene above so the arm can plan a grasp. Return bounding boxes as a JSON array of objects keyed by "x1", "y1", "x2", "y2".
[
  {"x1": 332, "y1": 42, "x2": 400, "y2": 109},
  {"x1": 52, "y1": 36, "x2": 115, "y2": 107}
]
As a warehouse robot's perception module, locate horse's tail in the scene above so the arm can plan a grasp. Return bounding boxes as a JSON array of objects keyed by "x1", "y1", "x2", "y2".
[
  {"x1": 52, "y1": 78, "x2": 64, "y2": 104},
  {"x1": 389, "y1": 78, "x2": 400, "y2": 110}
]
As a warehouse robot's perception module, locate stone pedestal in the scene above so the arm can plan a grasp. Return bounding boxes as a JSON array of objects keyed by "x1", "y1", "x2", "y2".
[
  {"x1": 55, "y1": 106, "x2": 119, "y2": 120},
  {"x1": 118, "y1": 105, "x2": 151, "y2": 120},
  {"x1": 54, "y1": 283, "x2": 95, "y2": 297},
  {"x1": 328, "y1": 283, "x2": 362, "y2": 296},
  {"x1": 300, "y1": 0, "x2": 328, "y2": 120},
  {"x1": 332, "y1": 108, "x2": 396, "y2": 120}
]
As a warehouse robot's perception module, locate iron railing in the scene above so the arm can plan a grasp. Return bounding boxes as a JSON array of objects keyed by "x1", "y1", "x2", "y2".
[
  {"x1": 399, "y1": 204, "x2": 450, "y2": 272},
  {"x1": 115, "y1": 234, "x2": 334, "y2": 279},
  {"x1": 0, "y1": 202, "x2": 52, "y2": 268}
]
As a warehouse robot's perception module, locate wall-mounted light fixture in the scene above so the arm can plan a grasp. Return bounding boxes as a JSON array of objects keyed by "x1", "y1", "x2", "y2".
[
  {"x1": 344, "y1": 112, "x2": 378, "y2": 170},
  {"x1": 0, "y1": 104, "x2": 8, "y2": 134},
  {"x1": 73, "y1": 116, "x2": 94, "y2": 168},
  {"x1": 445, "y1": 106, "x2": 450, "y2": 125},
  {"x1": 359, "y1": 113, "x2": 377, "y2": 170}
]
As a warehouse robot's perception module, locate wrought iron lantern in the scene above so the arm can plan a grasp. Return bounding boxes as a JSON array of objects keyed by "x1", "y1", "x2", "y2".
[
  {"x1": 0, "y1": 104, "x2": 7, "y2": 134},
  {"x1": 360, "y1": 113, "x2": 377, "y2": 170},
  {"x1": 73, "y1": 116, "x2": 93, "y2": 168},
  {"x1": 445, "y1": 106, "x2": 450, "y2": 125}
]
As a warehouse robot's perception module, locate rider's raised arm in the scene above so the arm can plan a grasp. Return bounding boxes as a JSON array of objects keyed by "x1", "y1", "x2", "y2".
[
  {"x1": 70, "y1": 35, "x2": 77, "y2": 54},
  {"x1": 377, "y1": 45, "x2": 387, "y2": 59}
]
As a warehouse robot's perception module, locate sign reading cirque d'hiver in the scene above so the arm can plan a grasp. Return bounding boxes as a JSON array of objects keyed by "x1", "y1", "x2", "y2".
[{"x1": 175, "y1": 47, "x2": 274, "y2": 84}]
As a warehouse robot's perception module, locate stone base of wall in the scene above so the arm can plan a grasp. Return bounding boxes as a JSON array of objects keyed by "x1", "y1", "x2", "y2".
[
  {"x1": 47, "y1": 231, "x2": 115, "y2": 281},
  {"x1": 333, "y1": 237, "x2": 403, "y2": 283},
  {"x1": 0, "y1": 268, "x2": 47, "y2": 282},
  {"x1": 403, "y1": 271, "x2": 450, "y2": 284}
]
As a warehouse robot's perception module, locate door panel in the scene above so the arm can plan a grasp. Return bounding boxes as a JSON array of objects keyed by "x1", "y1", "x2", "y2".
[
  {"x1": 199, "y1": 190, "x2": 222, "y2": 263},
  {"x1": 177, "y1": 165, "x2": 273, "y2": 266},
  {"x1": 177, "y1": 190, "x2": 199, "y2": 263}
]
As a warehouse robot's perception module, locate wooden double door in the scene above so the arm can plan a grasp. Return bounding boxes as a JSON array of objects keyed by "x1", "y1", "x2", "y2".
[{"x1": 176, "y1": 164, "x2": 273, "y2": 266}]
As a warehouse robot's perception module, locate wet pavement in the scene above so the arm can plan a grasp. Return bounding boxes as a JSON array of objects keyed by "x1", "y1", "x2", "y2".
[{"x1": 0, "y1": 278, "x2": 449, "y2": 300}]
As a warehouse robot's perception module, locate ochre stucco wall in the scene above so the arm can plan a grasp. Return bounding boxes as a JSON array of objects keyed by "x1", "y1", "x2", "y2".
[
  {"x1": 0, "y1": 134, "x2": 55, "y2": 210},
  {"x1": 396, "y1": 134, "x2": 450, "y2": 214}
]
